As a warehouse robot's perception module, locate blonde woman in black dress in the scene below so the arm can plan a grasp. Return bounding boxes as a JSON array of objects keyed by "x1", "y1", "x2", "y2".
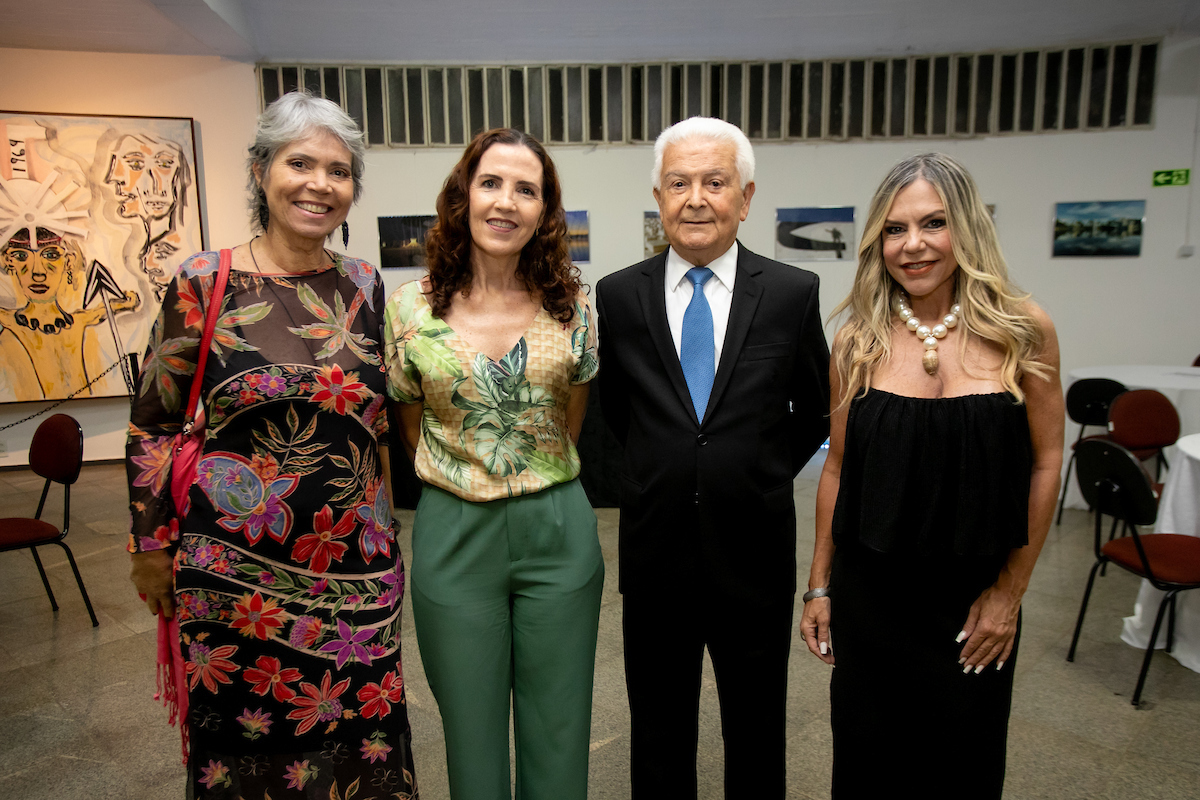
[{"x1": 799, "y1": 153, "x2": 1064, "y2": 798}]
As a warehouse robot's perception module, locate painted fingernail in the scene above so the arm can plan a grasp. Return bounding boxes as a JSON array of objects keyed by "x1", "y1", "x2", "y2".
[
  {"x1": 996, "y1": 661, "x2": 1005, "y2": 671},
  {"x1": 963, "y1": 664, "x2": 972, "y2": 674},
  {"x1": 958, "y1": 657, "x2": 966, "y2": 665},
  {"x1": 819, "y1": 642, "x2": 828, "y2": 655},
  {"x1": 955, "y1": 630, "x2": 967, "y2": 643},
  {"x1": 974, "y1": 664, "x2": 985, "y2": 675}
]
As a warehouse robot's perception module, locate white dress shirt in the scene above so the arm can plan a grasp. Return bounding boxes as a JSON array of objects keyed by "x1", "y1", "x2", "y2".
[{"x1": 665, "y1": 242, "x2": 738, "y2": 366}]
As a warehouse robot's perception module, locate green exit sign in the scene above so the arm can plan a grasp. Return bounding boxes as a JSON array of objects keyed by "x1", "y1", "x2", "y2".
[{"x1": 1153, "y1": 169, "x2": 1190, "y2": 186}]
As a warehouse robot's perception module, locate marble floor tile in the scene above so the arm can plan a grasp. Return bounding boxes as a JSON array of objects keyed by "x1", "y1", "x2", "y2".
[{"x1": 2, "y1": 458, "x2": 1199, "y2": 800}]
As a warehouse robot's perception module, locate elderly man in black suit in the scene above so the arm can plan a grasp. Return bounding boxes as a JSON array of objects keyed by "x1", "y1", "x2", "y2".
[{"x1": 596, "y1": 117, "x2": 831, "y2": 799}]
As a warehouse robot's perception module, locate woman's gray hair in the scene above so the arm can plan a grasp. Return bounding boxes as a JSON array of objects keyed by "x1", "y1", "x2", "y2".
[
  {"x1": 247, "y1": 90, "x2": 366, "y2": 232},
  {"x1": 651, "y1": 117, "x2": 755, "y2": 190}
]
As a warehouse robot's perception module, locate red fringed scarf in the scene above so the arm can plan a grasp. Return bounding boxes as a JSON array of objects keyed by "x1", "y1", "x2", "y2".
[{"x1": 154, "y1": 614, "x2": 190, "y2": 764}]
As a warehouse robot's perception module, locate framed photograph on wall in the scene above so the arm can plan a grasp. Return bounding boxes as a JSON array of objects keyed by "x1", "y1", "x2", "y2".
[
  {"x1": 0, "y1": 111, "x2": 205, "y2": 404},
  {"x1": 566, "y1": 210, "x2": 590, "y2": 264},
  {"x1": 775, "y1": 207, "x2": 855, "y2": 262},
  {"x1": 644, "y1": 211, "x2": 668, "y2": 258},
  {"x1": 378, "y1": 214, "x2": 437, "y2": 268},
  {"x1": 1053, "y1": 200, "x2": 1145, "y2": 257}
]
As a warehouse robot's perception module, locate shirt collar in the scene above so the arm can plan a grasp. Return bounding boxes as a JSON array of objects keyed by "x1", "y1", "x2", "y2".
[{"x1": 666, "y1": 241, "x2": 739, "y2": 293}]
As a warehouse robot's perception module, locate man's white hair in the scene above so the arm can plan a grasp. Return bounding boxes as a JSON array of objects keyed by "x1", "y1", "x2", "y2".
[{"x1": 651, "y1": 117, "x2": 756, "y2": 190}]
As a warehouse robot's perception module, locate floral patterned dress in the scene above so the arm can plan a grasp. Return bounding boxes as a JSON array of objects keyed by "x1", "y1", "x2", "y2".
[{"x1": 127, "y1": 251, "x2": 417, "y2": 800}]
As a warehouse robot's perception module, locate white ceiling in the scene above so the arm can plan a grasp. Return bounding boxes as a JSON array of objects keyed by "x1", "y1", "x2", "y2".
[{"x1": 2, "y1": 0, "x2": 1199, "y2": 64}]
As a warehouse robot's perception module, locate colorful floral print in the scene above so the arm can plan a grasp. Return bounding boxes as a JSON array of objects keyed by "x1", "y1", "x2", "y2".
[
  {"x1": 196, "y1": 452, "x2": 300, "y2": 545},
  {"x1": 199, "y1": 759, "x2": 232, "y2": 790},
  {"x1": 237, "y1": 707, "x2": 273, "y2": 740},
  {"x1": 243, "y1": 655, "x2": 302, "y2": 702},
  {"x1": 129, "y1": 433, "x2": 174, "y2": 496},
  {"x1": 360, "y1": 731, "x2": 392, "y2": 764},
  {"x1": 230, "y1": 592, "x2": 286, "y2": 640},
  {"x1": 318, "y1": 619, "x2": 375, "y2": 669},
  {"x1": 289, "y1": 615, "x2": 324, "y2": 648},
  {"x1": 287, "y1": 670, "x2": 352, "y2": 736},
  {"x1": 126, "y1": 252, "x2": 415, "y2": 798},
  {"x1": 186, "y1": 640, "x2": 239, "y2": 693},
  {"x1": 292, "y1": 504, "x2": 354, "y2": 572},
  {"x1": 283, "y1": 758, "x2": 319, "y2": 790},
  {"x1": 357, "y1": 670, "x2": 403, "y2": 719},
  {"x1": 311, "y1": 363, "x2": 370, "y2": 415}
]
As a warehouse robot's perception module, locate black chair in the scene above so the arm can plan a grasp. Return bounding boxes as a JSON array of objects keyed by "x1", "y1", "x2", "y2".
[
  {"x1": 0, "y1": 414, "x2": 98, "y2": 626},
  {"x1": 1055, "y1": 378, "x2": 1126, "y2": 524},
  {"x1": 1066, "y1": 439, "x2": 1200, "y2": 705}
]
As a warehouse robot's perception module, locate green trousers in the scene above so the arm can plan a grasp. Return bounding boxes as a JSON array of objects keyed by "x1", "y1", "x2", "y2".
[{"x1": 411, "y1": 479, "x2": 604, "y2": 800}]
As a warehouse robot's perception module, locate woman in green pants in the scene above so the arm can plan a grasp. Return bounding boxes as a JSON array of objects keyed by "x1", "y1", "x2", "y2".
[{"x1": 383, "y1": 128, "x2": 603, "y2": 800}]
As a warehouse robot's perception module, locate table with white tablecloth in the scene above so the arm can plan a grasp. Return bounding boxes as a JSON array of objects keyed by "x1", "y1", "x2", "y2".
[
  {"x1": 1062, "y1": 365, "x2": 1200, "y2": 511},
  {"x1": 1120, "y1": 433, "x2": 1200, "y2": 672}
]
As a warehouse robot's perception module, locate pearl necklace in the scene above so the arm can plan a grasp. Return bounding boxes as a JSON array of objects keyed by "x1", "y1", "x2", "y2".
[{"x1": 893, "y1": 292, "x2": 959, "y2": 375}]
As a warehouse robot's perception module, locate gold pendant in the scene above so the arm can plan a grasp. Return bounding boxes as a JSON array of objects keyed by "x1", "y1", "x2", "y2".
[{"x1": 922, "y1": 349, "x2": 939, "y2": 375}]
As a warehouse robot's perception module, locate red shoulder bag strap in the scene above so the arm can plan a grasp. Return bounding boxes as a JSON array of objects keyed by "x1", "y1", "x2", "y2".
[{"x1": 183, "y1": 249, "x2": 232, "y2": 428}]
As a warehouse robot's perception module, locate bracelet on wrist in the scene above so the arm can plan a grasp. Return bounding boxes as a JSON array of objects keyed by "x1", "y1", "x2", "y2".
[{"x1": 802, "y1": 587, "x2": 830, "y2": 602}]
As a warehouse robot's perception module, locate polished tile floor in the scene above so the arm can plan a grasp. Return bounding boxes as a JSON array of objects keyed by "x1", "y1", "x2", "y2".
[{"x1": 2, "y1": 453, "x2": 1199, "y2": 799}]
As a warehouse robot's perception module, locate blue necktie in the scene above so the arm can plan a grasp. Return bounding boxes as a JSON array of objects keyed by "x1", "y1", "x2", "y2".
[{"x1": 680, "y1": 267, "x2": 715, "y2": 423}]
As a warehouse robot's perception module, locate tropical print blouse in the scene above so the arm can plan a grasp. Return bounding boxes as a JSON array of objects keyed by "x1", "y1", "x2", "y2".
[{"x1": 383, "y1": 280, "x2": 598, "y2": 503}]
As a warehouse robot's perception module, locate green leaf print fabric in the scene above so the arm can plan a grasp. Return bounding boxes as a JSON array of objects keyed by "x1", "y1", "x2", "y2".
[{"x1": 383, "y1": 280, "x2": 599, "y2": 502}]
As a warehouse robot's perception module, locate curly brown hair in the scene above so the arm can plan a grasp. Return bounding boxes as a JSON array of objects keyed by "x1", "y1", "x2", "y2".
[{"x1": 424, "y1": 128, "x2": 582, "y2": 323}]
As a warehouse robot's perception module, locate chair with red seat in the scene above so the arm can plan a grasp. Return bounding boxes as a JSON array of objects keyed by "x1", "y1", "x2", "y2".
[
  {"x1": 0, "y1": 414, "x2": 98, "y2": 627},
  {"x1": 1107, "y1": 388, "x2": 1180, "y2": 482},
  {"x1": 1055, "y1": 378, "x2": 1126, "y2": 524},
  {"x1": 1066, "y1": 439, "x2": 1200, "y2": 705}
]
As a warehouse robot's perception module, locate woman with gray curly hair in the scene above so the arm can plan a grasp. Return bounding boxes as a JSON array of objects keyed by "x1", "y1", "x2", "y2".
[{"x1": 128, "y1": 91, "x2": 417, "y2": 798}]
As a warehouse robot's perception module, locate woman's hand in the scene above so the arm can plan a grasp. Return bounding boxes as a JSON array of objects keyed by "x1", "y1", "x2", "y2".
[
  {"x1": 799, "y1": 597, "x2": 835, "y2": 665},
  {"x1": 957, "y1": 581, "x2": 1021, "y2": 673},
  {"x1": 130, "y1": 549, "x2": 175, "y2": 618}
]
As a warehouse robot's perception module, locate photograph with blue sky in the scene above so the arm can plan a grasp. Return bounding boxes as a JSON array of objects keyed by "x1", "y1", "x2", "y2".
[{"x1": 1053, "y1": 200, "x2": 1145, "y2": 257}]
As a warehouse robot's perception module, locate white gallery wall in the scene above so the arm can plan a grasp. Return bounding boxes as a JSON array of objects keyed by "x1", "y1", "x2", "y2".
[{"x1": 1, "y1": 36, "x2": 1199, "y2": 467}]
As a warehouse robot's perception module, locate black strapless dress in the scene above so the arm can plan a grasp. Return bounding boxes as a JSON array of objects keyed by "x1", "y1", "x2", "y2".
[{"x1": 829, "y1": 389, "x2": 1033, "y2": 799}]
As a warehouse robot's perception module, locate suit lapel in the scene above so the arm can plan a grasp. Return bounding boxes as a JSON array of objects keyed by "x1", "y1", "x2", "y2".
[
  {"x1": 639, "y1": 253, "x2": 699, "y2": 425},
  {"x1": 706, "y1": 245, "x2": 763, "y2": 423}
]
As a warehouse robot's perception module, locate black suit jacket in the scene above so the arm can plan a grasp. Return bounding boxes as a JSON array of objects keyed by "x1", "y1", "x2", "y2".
[{"x1": 596, "y1": 244, "x2": 830, "y2": 606}]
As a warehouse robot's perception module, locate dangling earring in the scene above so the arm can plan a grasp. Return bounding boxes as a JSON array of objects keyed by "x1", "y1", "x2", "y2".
[
  {"x1": 341, "y1": 220, "x2": 350, "y2": 248},
  {"x1": 65, "y1": 266, "x2": 73, "y2": 284},
  {"x1": 256, "y1": 184, "x2": 270, "y2": 232}
]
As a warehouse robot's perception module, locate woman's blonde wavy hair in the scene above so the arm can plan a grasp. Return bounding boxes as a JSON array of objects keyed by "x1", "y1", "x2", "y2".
[{"x1": 832, "y1": 153, "x2": 1049, "y2": 408}]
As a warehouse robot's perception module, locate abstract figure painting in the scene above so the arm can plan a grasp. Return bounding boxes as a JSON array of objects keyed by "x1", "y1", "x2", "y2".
[
  {"x1": 775, "y1": 207, "x2": 855, "y2": 262},
  {"x1": 0, "y1": 112, "x2": 203, "y2": 403}
]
